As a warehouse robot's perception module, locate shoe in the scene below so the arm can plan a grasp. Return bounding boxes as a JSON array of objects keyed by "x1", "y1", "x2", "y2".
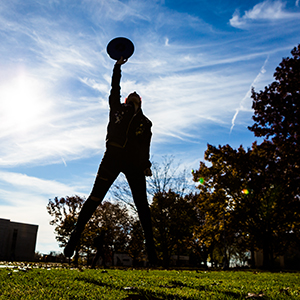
[{"x1": 64, "y1": 229, "x2": 81, "y2": 258}]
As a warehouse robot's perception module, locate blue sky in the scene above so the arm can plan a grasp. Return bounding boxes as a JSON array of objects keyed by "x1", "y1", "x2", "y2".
[{"x1": 0, "y1": 0, "x2": 299, "y2": 254}]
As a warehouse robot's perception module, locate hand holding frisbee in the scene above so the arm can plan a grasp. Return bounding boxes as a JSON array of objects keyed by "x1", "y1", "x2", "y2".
[{"x1": 116, "y1": 56, "x2": 128, "y2": 65}]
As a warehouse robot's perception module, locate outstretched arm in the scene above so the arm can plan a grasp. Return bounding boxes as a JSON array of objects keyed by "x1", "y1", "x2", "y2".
[{"x1": 109, "y1": 57, "x2": 128, "y2": 109}]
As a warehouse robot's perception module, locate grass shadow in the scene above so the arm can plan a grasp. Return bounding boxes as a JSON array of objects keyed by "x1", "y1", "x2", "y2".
[{"x1": 76, "y1": 276, "x2": 252, "y2": 300}]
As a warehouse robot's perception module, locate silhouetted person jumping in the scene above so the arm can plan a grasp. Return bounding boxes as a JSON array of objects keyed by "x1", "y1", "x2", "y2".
[{"x1": 64, "y1": 57, "x2": 157, "y2": 265}]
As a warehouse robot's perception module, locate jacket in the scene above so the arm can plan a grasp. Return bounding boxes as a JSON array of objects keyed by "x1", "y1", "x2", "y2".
[{"x1": 105, "y1": 63, "x2": 152, "y2": 170}]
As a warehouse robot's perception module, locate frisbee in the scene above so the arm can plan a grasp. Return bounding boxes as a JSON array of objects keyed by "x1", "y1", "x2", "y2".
[{"x1": 106, "y1": 37, "x2": 134, "y2": 60}]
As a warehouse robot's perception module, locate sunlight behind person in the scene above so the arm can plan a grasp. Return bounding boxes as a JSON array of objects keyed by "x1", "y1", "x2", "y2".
[{"x1": 0, "y1": 72, "x2": 52, "y2": 136}]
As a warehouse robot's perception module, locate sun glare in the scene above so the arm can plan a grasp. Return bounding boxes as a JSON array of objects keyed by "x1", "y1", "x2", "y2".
[{"x1": 1, "y1": 73, "x2": 51, "y2": 135}]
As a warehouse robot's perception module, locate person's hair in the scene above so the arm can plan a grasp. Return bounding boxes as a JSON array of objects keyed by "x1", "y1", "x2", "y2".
[{"x1": 125, "y1": 91, "x2": 141, "y2": 104}]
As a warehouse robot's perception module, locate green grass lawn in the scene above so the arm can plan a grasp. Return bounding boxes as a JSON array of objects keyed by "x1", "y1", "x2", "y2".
[{"x1": 0, "y1": 263, "x2": 299, "y2": 299}]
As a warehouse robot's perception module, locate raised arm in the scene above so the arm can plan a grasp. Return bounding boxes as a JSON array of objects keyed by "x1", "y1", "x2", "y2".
[{"x1": 109, "y1": 57, "x2": 128, "y2": 110}]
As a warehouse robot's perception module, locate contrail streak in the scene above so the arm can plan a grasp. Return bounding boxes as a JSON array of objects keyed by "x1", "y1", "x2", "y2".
[{"x1": 230, "y1": 56, "x2": 269, "y2": 133}]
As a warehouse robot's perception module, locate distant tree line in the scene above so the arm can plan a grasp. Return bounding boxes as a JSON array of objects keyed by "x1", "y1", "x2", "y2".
[{"x1": 47, "y1": 44, "x2": 300, "y2": 269}]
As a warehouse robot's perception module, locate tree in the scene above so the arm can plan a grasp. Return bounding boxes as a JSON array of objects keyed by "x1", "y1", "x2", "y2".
[
  {"x1": 127, "y1": 220, "x2": 146, "y2": 266},
  {"x1": 249, "y1": 44, "x2": 300, "y2": 222},
  {"x1": 47, "y1": 195, "x2": 86, "y2": 264},
  {"x1": 47, "y1": 196, "x2": 133, "y2": 265},
  {"x1": 188, "y1": 193, "x2": 209, "y2": 268},
  {"x1": 88, "y1": 201, "x2": 133, "y2": 266},
  {"x1": 192, "y1": 145, "x2": 252, "y2": 268},
  {"x1": 189, "y1": 45, "x2": 300, "y2": 269},
  {"x1": 147, "y1": 156, "x2": 190, "y2": 197},
  {"x1": 249, "y1": 45, "x2": 300, "y2": 146},
  {"x1": 192, "y1": 156, "x2": 244, "y2": 269},
  {"x1": 248, "y1": 44, "x2": 300, "y2": 266},
  {"x1": 47, "y1": 196, "x2": 84, "y2": 246},
  {"x1": 193, "y1": 140, "x2": 298, "y2": 269},
  {"x1": 110, "y1": 155, "x2": 192, "y2": 211},
  {"x1": 150, "y1": 190, "x2": 196, "y2": 268}
]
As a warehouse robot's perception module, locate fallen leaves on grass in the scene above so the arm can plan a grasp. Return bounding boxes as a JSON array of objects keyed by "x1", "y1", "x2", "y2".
[
  {"x1": 245, "y1": 291, "x2": 265, "y2": 298},
  {"x1": 123, "y1": 287, "x2": 137, "y2": 291},
  {"x1": 279, "y1": 287, "x2": 290, "y2": 295},
  {"x1": 123, "y1": 294, "x2": 162, "y2": 300}
]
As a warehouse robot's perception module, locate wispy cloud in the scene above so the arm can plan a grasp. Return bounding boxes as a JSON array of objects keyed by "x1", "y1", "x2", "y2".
[
  {"x1": 130, "y1": 71, "x2": 250, "y2": 140},
  {"x1": 0, "y1": 171, "x2": 82, "y2": 199},
  {"x1": 230, "y1": 0, "x2": 300, "y2": 29},
  {"x1": 84, "y1": 0, "x2": 151, "y2": 23}
]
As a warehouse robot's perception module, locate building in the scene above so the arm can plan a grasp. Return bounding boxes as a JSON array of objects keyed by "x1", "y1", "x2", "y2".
[
  {"x1": 0, "y1": 218, "x2": 38, "y2": 261},
  {"x1": 254, "y1": 250, "x2": 284, "y2": 268},
  {"x1": 114, "y1": 253, "x2": 134, "y2": 266}
]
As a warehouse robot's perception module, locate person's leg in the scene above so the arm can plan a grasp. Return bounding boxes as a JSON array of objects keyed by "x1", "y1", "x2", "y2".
[
  {"x1": 64, "y1": 151, "x2": 120, "y2": 258},
  {"x1": 124, "y1": 168, "x2": 157, "y2": 265}
]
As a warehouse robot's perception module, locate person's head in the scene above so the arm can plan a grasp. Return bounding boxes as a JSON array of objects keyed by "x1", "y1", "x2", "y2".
[{"x1": 125, "y1": 91, "x2": 141, "y2": 111}]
